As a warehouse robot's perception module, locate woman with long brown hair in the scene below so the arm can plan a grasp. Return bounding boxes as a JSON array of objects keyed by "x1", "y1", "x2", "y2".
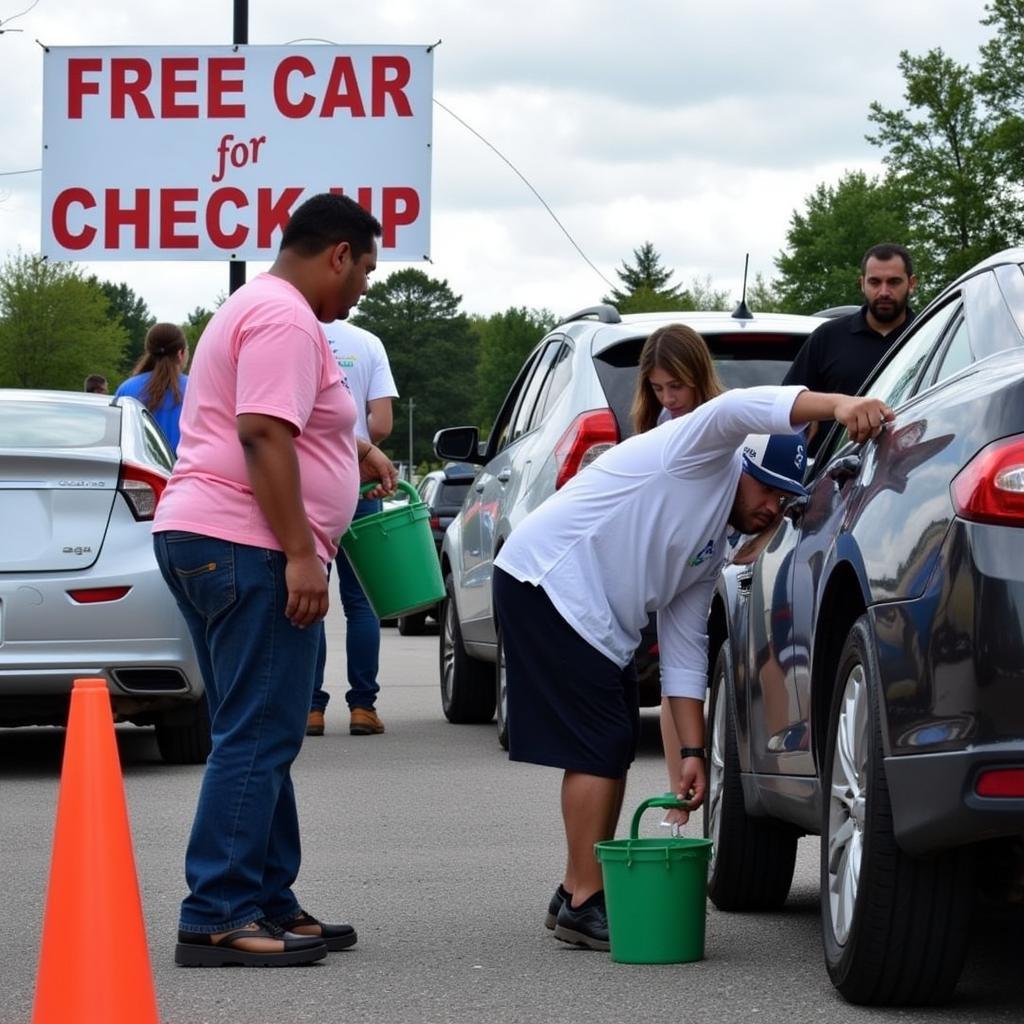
[
  {"x1": 630, "y1": 323, "x2": 724, "y2": 434},
  {"x1": 115, "y1": 322, "x2": 189, "y2": 453},
  {"x1": 630, "y1": 324, "x2": 726, "y2": 825}
]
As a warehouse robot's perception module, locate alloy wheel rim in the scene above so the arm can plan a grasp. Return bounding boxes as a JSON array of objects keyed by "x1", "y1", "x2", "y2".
[
  {"x1": 707, "y1": 677, "x2": 726, "y2": 868},
  {"x1": 441, "y1": 600, "x2": 455, "y2": 703},
  {"x1": 826, "y1": 663, "x2": 868, "y2": 946},
  {"x1": 497, "y1": 635, "x2": 508, "y2": 734}
]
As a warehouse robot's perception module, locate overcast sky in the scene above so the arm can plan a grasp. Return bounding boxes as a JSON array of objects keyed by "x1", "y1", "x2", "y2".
[{"x1": 0, "y1": 0, "x2": 997, "y2": 324}]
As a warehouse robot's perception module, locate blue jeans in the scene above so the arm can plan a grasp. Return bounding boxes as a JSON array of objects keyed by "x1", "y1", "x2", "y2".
[
  {"x1": 311, "y1": 497, "x2": 381, "y2": 713},
  {"x1": 154, "y1": 531, "x2": 322, "y2": 933}
]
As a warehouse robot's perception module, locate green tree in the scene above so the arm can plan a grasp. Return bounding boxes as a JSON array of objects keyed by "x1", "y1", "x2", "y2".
[
  {"x1": 0, "y1": 253, "x2": 127, "y2": 390},
  {"x1": 472, "y1": 306, "x2": 556, "y2": 429},
  {"x1": 774, "y1": 171, "x2": 913, "y2": 314},
  {"x1": 87, "y1": 277, "x2": 155, "y2": 374},
  {"x1": 352, "y1": 269, "x2": 479, "y2": 465},
  {"x1": 686, "y1": 275, "x2": 730, "y2": 311},
  {"x1": 182, "y1": 306, "x2": 216, "y2": 349},
  {"x1": 745, "y1": 272, "x2": 786, "y2": 314},
  {"x1": 977, "y1": 0, "x2": 1024, "y2": 184},
  {"x1": 868, "y1": 47, "x2": 1018, "y2": 292},
  {"x1": 603, "y1": 241, "x2": 690, "y2": 311}
]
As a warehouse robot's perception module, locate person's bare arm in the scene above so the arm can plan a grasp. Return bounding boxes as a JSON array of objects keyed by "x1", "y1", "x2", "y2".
[
  {"x1": 366, "y1": 397, "x2": 394, "y2": 444},
  {"x1": 237, "y1": 413, "x2": 327, "y2": 629},
  {"x1": 667, "y1": 696, "x2": 707, "y2": 823},
  {"x1": 355, "y1": 439, "x2": 399, "y2": 497},
  {"x1": 790, "y1": 391, "x2": 894, "y2": 442}
]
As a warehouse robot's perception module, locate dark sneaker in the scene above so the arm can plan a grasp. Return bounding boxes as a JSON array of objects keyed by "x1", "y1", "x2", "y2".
[
  {"x1": 553, "y1": 891, "x2": 610, "y2": 951},
  {"x1": 545, "y1": 884, "x2": 571, "y2": 930}
]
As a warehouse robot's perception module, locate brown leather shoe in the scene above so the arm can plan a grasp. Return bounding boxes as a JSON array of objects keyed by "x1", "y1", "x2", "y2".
[
  {"x1": 349, "y1": 707, "x2": 384, "y2": 735},
  {"x1": 306, "y1": 710, "x2": 325, "y2": 736}
]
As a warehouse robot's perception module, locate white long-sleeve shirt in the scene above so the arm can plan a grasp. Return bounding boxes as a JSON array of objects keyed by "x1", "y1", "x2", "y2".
[{"x1": 495, "y1": 385, "x2": 804, "y2": 699}]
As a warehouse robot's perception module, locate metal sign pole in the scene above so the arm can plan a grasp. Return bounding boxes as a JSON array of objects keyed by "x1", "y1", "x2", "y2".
[{"x1": 229, "y1": 0, "x2": 248, "y2": 295}]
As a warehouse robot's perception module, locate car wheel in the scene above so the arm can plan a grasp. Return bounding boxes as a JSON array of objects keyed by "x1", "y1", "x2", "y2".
[
  {"x1": 821, "y1": 614, "x2": 974, "y2": 1005},
  {"x1": 704, "y1": 643, "x2": 798, "y2": 910},
  {"x1": 155, "y1": 699, "x2": 211, "y2": 765},
  {"x1": 439, "y1": 572, "x2": 495, "y2": 724},
  {"x1": 495, "y1": 626, "x2": 509, "y2": 750},
  {"x1": 397, "y1": 610, "x2": 428, "y2": 636}
]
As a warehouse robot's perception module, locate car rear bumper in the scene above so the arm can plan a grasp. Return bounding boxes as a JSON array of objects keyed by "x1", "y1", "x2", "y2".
[
  {"x1": 0, "y1": 637, "x2": 200, "y2": 693},
  {"x1": 885, "y1": 743, "x2": 1024, "y2": 856}
]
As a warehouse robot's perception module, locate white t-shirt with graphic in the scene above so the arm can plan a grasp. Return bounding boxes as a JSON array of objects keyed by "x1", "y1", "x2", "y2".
[
  {"x1": 323, "y1": 320, "x2": 399, "y2": 441},
  {"x1": 495, "y1": 385, "x2": 804, "y2": 700}
]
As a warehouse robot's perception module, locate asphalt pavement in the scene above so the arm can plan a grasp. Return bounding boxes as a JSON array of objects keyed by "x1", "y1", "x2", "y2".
[{"x1": 3, "y1": 601, "x2": 1023, "y2": 1024}]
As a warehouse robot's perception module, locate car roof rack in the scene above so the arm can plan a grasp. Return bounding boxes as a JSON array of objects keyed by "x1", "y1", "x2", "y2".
[{"x1": 558, "y1": 304, "x2": 622, "y2": 326}]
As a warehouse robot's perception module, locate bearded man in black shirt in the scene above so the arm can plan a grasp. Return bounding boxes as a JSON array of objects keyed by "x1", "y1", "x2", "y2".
[{"x1": 783, "y1": 242, "x2": 917, "y2": 454}]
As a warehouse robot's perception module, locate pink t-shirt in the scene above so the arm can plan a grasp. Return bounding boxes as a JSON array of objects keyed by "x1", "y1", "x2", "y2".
[{"x1": 154, "y1": 273, "x2": 358, "y2": 562}]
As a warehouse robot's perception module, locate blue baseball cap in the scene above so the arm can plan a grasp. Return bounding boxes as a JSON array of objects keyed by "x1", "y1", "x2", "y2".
[{"x1": 741, "y1": 433, "x2": 809, "y2": 497}]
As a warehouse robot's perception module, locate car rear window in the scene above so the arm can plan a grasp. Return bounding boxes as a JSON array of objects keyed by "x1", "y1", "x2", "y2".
[
  {"x1": 0, "y1": 401, "x2": 120, "y2": 449},
  {"x1": 438, "y1": 481, "x2": 472, "y2": 505},
  {"x1": 593, "y1": 331, "x2": 810, "y2": 438}
]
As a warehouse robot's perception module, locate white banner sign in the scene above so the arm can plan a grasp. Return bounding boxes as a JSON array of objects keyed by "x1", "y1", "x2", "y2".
[{"x1": 41, "y1": 45, "x2": 433, "y2": 261}]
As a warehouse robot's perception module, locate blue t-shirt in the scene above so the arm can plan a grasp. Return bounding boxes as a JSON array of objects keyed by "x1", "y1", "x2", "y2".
[{"x1": 115, "y1": 372, "x2": 188, "y2": 453}]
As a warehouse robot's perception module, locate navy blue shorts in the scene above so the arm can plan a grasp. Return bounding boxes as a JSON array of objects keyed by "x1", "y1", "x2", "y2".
[{"x1": 494, "y1": 568, "x2": 639, "y2": 779}]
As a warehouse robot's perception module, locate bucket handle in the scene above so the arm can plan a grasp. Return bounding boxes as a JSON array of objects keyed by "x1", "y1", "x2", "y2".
[
  {"x1": 360, "y1": 480, "x2": 419, "y2": 503},
  {"x1": 629, "y1": 793, "x2": 689, "y2": 840}
]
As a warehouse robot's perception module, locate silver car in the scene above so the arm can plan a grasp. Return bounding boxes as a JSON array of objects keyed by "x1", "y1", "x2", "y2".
[
  {"x1": 0, "y1": 389, "x2": 208, "y2": 763},
  {"x1": 434, "y1": 304, "x2": 830, "y2": 747}
]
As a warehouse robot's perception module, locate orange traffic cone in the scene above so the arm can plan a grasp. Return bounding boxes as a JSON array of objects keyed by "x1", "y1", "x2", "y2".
[{"x1": 32, "y1": 678, "x2": 160, "y2": 1024}]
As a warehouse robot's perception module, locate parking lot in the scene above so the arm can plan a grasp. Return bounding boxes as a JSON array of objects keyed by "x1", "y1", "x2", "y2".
[{"x1": 3, "y1": 603, "x2": 1023, "y2": 1024}]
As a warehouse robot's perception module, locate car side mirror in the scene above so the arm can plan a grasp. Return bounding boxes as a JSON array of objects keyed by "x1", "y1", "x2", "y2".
[{"x1": 434, "y1": 426, "x2": 483, "y2": 464}]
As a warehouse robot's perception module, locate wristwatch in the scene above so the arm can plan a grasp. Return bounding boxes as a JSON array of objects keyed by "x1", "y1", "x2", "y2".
[{"x1": 679, "y1": 746, "x2": 705, "y2": 759}]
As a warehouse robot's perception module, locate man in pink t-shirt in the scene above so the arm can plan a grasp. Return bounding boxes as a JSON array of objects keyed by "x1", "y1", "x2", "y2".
[{"x1": 153, "y1": 193, "x2": 397, "y2": 968}]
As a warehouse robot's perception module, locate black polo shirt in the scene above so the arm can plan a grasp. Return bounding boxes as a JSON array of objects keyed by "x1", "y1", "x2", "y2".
[{"x1": 782, "y1": 304, "x2": 915, "y2": 453}]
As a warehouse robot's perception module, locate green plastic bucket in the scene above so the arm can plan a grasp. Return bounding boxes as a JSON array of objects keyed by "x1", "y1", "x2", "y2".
[
  {"x1": 338, "y1": 481, "x2": 445, "y2": 619},
  {"x1": 595, "y1": 795, "x2": 713, "y2": 964}
]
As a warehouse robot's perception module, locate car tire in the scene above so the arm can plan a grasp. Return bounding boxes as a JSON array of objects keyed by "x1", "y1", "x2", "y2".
[
  {"x1": 820, "y1": 614, "x2": 974, "y2": 1005},
  {"x1": 155, "y1": 699, "x2": 212, "y2": 765},
  {"x1": 705, "y1": 643, "x2": 798, "y2": 911},
  {"x1": 439, "y1": 572, "x2": 495, "y2": 724},
  {"x1": 495, "y1": 626, "x2": 509, "y2": 751},
  {"x1": 397, "y1": 610, "x2": 428, "y2": 636}
]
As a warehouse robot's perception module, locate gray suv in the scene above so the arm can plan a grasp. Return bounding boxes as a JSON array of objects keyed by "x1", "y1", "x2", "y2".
[{"x1": 434, "y1": 304, "x2": 828, "y2": 747}]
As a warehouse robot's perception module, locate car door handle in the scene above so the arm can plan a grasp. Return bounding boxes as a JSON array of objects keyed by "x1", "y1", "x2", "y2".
[
  {"x1": 827, "y1": 454, "x2": 862, "y2": 483},
  {"x1": 497, "y1": 468, "x2": 512, "y2": 483}
]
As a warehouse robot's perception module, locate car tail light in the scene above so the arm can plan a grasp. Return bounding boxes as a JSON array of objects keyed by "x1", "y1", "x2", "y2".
[
  {"x1": 975, "y1": 768, "x2": 1024, "y2": 798},
  {"x1": 429, "y1": 516, "x2": 441, "y2": 530},
  {"x1": 67, "y1": 586, "x2": 132, "y2": 604},
  {"x1": 553, "y1": 409, "x2": 619, "y2": 489},
  {"x1": 119, "y1": 462, "x2": 168, "y2": 521},
  {"x1": 950, "y1": 435, "x2": 1024, "y2": 526}
]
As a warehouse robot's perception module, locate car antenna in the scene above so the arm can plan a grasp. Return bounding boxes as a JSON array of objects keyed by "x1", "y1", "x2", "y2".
[{"x1": 731, "y1": 253, "x2": 753, "y2": 320}]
